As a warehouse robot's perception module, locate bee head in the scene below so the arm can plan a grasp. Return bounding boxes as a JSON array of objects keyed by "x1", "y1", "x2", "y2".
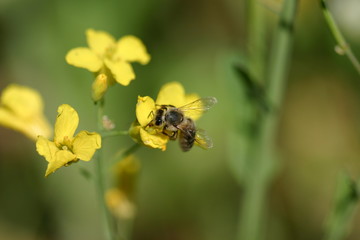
[{"x1": 155, "y1": 116, "x2": 163, "y2": 126}]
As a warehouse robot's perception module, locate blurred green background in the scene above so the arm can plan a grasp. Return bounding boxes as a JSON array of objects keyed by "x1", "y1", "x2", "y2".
[{"x1": 1, "y1": 0, "x2": 360, "y2": 239}]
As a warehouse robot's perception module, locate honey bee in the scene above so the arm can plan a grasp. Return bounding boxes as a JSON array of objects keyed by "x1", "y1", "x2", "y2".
[{"x1": 147, "y1": 97, "x2": 217, "y2": 151}]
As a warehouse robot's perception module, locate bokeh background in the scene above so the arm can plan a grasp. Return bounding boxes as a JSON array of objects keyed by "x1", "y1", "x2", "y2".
[{"x1": 1, "y1": 0, "x2": 360, "y2": 239}]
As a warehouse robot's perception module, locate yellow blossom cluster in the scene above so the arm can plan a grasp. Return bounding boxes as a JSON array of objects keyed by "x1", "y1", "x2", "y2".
[
  {"x1": 0, "y1": 28, "x2": 214, "y2": 177},
  {"x1": 66, "y1": 29, "x2": 150, "y2": 101}
]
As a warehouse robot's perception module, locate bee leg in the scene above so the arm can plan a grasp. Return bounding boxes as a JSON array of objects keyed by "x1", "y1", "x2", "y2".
[
  {"x1": 161, "y1": 126, "x2": 178, "y2": 140},
  {"x1": 169, "y1": 131, "x2": 178, "y2": 140},
  {"x1": 161, "y1": 131, "x2": 177, "y2": 140},
  {"x1": 145, "y1": 111, "x2": 156, "y2": 128},
  {"x1": 147, "y1": 111, "x2": 154, "y2": 119}
]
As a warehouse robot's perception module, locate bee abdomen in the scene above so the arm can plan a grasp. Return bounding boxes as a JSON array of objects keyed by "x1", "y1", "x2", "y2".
[{"x1": 179, "y1": 129, "x2": 196, "y2": 152}]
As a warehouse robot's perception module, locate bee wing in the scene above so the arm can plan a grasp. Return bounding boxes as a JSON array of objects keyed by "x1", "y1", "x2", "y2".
[
  {"x1": 195, "y1": 128, "x2": 213, "y2": 150},
  {"x1": 178, "y1": 97, "x2": 217, "y2": 118}
]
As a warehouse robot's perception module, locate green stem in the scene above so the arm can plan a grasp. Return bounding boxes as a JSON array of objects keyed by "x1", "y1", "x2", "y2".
[
  {"x1": 238, "y1": 0, "x2": 298, "y2": 240},
  {"x1": 247, "y1": 0, "x2": 267, "y2": 84},
  {"x1": 320, "y1": 0, "x2": 360, "y2": 76},
  {"x1": 96, "y1": 99, "x2": 116, "y2": 240}
]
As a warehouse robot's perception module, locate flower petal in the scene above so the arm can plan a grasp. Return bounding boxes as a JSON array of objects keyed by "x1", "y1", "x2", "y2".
[
  {"x1": 0, "y1": 108, "x2": 52, "y2": 140},
  {"x1": 184, "y1": 93, "x2": 202, "y2": 120},
  {"x1": 1, "y1": 84, "x2": 43, "y2": 118},
  {"x1": 86, "y1": 29, "x2": 115, "y2": 56},
  {"x1": 0, "y1": 85, "x2": 52, "y2": 140},
  {"x1": 156, "y1": 82, "x2": 186, "y2": 107},
  {"x1": 139, "y1": 128, "x2": 168, "y2": 151},
  {"x1": 36, "y1": 136, "x2": 58, "y2": 163},
  {"x1": 72, "y1": 131, "x2": 101, "y2": 161},
  {"x1": 65, "y1": 47, "x2": 102, "y2": 72},
  {"x1": 54, "y1": 104, "x2": 79, "y2": 145},
  {"x1": 105, "y1": 59, "x2": 135, "y2": 86},
  {"x1": 184, "y1": 93, "x2": 200, "y2": 105},
  {"x1": 115, "y1": 35, "x2": 150, "y2": 64},
  {"x1": 45, "y1": 150, "x2": 77, "y2": 177},
  {"x1": 105, "y1": 188, "x2": 136, "y2": 219},
  {"x1": 136, "y1": 96, "x2": 156, "y2": 127}
]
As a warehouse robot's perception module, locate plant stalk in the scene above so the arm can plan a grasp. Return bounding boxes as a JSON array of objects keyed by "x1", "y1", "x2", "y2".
[
  {"x1": 320, "y1": 0, "x2": 360, "y2": 76},
  {"x1": 96, "y1": 99, "x2": 116, "y2": 240},
  {"x1": 247, "y1": 0, "x2": 267, "y2": 84},
  {"x1": 238, "y1": 0, "x2": 298, "y2": 240}
]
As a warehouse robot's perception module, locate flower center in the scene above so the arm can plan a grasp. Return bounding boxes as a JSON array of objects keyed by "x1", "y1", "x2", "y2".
[
  {"x1": 104, "y1": 44, "x2": 117, "y2": 61},
  {"x1": 58, "y1": 136, "x2": 73, "y2": 152}
]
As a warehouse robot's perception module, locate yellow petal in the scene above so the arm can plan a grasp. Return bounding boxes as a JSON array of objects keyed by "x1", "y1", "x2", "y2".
[
  {"x1": 105, "y1": 188, "x2": 136, "y2": 219},
  {"x1": 92, "y1": 73, "x2": 108, "y2": 102},
  {"x1": 0, "y1": 108, "x2": 52, "y2": 140},
  {"x1": 86, "y1": 29, "x2": 115, "y2": 56},
  {"x1": 0, "y1": 85, "x2": 52, "y2": 140},
  {"x1": 1, "y1": 84, "x2": 43, "y2": 119},
  {"x1": 29, "y1": 115, "x2": 52, "y2": 139},
  {"x1": 65, "y1": 47, "x2": 102, "y2": 72},
  {"x1": 45, "y1": 150, "x2": 77, "y2": 177},
  {"x1": 136, "y1": 96, "x2": 156, "y2": 127},
  {"x1": 115, "y1": 35, "x2": 150, "y2": 64},
  {"x1": 184, "y1": 93, "x2": 200, "y2": 105},
  {"x1": 104, "y1": 59, "x2": 135, "y2": 86},
  {"x1": 184, "y1": 93, "x2": 202, "y2": 120},
  {"x1": 54, "y1": 104, "x2": 79, "y2": 145},
  {"x1": 72, "y1": 131, "x2": 101, "y2": 161},
  {"x1": 139, "y1": 128, "x2": 168, "y2": 151},
  {"x1": 36, "y1": 136, "x2": 59, "y2": 163},
  {"x1": 156, "y1": 82, "x2": 186, "y2": 107}
]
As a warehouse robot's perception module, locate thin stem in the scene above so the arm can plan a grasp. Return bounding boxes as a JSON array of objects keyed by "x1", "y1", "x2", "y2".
[
  {"x1": 238, "y1": 0, "x2": 298, "y2": 240},
  {"x1": 96, "y1": 99, "x2": 116, "y2": 240},
  {"x1": 97, "y1": 99, "x2": 105, "y2": 131},
  {"x1": 320, "y1": 0, "x2": 360, "y2": 76}
]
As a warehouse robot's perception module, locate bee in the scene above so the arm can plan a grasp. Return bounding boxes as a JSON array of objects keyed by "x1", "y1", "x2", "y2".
[{"x1": 147, "y1": 97, "x2": 217, "y2": 152}]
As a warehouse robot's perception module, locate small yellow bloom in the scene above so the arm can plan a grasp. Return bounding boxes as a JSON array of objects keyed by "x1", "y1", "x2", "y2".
[
  {"x1": 0, "y1": 84, "x2": 52, "y2": 140},
  {"x1": 105, "y1": 155, "x2": 140, "y2": 219},
  {"x1": 105, "y1": 189, "x2": 136, "y2": 220},
  {"x1": 66, "y1": 29, "x2": 150, "y2": 100},
  {"x1": 36, "y1": 104, "x2": 101, "y2": 177},
  {"x1": 129, "y1": 82, "x2": 201, "y2": 151}
]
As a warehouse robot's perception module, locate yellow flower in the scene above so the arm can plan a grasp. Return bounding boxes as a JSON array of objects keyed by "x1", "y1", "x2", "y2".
[
  {"x1": 105, "y1": 189, "x2": 136, "y2": 220},
  {"x1": 129, "y1": 82, "x2": 200, "y2": 151},
  {"x1": 36, "y1": 104, "x2": 101, "y2": 177},
  {"x1": 66, "y1": 29, "x2": 150, "y2": 101},
  {"x1": 0, "y1": 84, "x2": 52, "y2": 140},
  {"x1": 105, "y1": 155, "x2": 140, "y2": 219}
]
